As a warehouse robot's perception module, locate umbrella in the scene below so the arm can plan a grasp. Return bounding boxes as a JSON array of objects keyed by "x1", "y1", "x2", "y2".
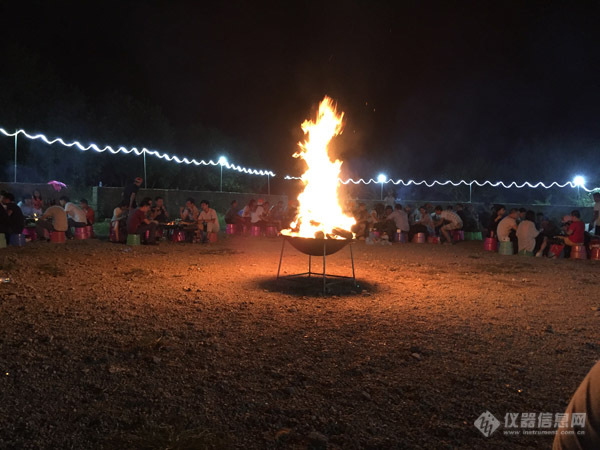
[{"x1": 47, "y1": 180, "x2": 67, "y2": 192}]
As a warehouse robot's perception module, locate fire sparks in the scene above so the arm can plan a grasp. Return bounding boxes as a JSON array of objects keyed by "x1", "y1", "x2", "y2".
[{"x1": 283, "y1": 96, "x2": 355, "y2": 239}]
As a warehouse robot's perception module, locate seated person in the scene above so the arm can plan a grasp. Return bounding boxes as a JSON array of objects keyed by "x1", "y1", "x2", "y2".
[
  {"x1": 462, "y1": 204, "x2": 480, "y2": 232},
  {"x1": 241, "y1": 199, "x2": 256, "y2": 225},
  {"x1": 17, "y1": 196, "x2": 35, "y2": 217},
  {"x1": 556, "y1": 210, "x2": 585, "y2": 256},
  {"x1": 409, "y1": 205, "x2": 434, "y2": 241},
  {"x1": 79, "y1": 199, "x2": 95, "y2": 225},
  {"x1": 224, "y1": 200, "x2": 242, "y2": 225},
  {"x1": 151, "y1": 196, "x2": 169, "y2": 223},
  {"x1": 127, "y1": 198, "x2": 158, "y2": 245},
  {"x1": 250, "y1": 199, "x2": 267, "y2": 230},
  {"x1": 516, "y1": 210, "x2": 547, "y2": 256},
  {"x1": 283, "y1": 200, "x2": 298, "y2": 229},
  {"x1": 198, "y1": 200, "x2": 219, "y2": 242},
  {"x1": 518, "y1": 208, "x2": 527, "y2": 223},
  {"x1": 372, "y1": 205, "x2": 396, "y2": 241},
  {"x1": 370, "y1": 203, "x2": 385, "y2": 227},
  {"x1": 434, "y1": 205, "x2": 463, "y2": 244},
  {"x1": 32, "y1": 190, "x2": 43, "y2": 215},
  {"x1": 351, "y1": 203, "x2": 369, "y2": 239},
  {"x1": 180, "y1": 198, "x2": 199, "y2": 223},
  {"x1": 387, "y1": 204, "x2": 410, "y2": 241},
  {"x1": 497, "y1": 208, "x2": 519, "y2": 253},
  {"x1": 36, "y1": 205, "x2": 68, "y2": 241},
  {"x1": 487, "y1": 204, "x2": 506, "y2": 238},
  {"x1": 269, "y1": 200, "x2": 285, "y2": 230},
  {"x1": 0, "y1": 192, "x2": 25, "y2": 239},
  {"x1": 59, "y1": 196, "x2": 87, "y2": 238},
  {"x1": 111, "y1": 200, "x2": 129, "y2": 242}
]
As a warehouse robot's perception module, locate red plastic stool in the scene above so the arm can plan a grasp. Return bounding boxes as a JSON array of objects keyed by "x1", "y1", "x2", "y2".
[
  {"x1": 590, "y1": 246, "x2": 600, "y2": 261},
  {"x1": 412, "y1": 233, "x2": 426, "y2": 243},
  {"x1": 484, "y1": 237, "x2": 498, "y2": 251},
  {"x1": 570, "y1": 245, "x2": 587, "y2": 260},
  {"x1": 427, "y1": 236, "x2": 440, "y2": 244},
  {"x1": 208, "y1": 232, "x2": 218, "y2": 243},
  {"x1": 250, "y1": 226, "x2": 262, "y2": 237},
  {"x1": 265, "y1": 226, "x2": 278, "y2": 238},
  {"x1": 85, "y1": 225, "x2": 94, "y2": 238},
  {"x1": 74, "y1": 227, "x2": 88, "y2": 240},
  {"x1": 50, "y1": 231, "x2": 66, "y2": 243}
]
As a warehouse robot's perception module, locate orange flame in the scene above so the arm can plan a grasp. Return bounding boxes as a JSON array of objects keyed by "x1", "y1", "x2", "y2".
[{"x1": 284, "y1": 96, "x2": 355, "y2": 238}]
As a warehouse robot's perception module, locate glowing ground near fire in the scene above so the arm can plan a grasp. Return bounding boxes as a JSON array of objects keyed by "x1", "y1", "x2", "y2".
[{"x1": 1, "y1": 238, "x2": 598, "y2": 448}]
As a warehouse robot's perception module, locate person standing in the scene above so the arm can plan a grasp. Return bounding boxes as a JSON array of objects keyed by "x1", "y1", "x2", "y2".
[
  {"x1": 592, "y1": 192, "x2": 600, "y2": 236},
  {"x1": 122, "y1": 177, "x2": 143, "y2": 209},
  {"x1": 0, "y1": 192, "x2": 25, "y2": 239}
]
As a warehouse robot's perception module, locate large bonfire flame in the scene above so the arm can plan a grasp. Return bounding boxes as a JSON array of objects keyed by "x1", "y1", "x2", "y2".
[{"x1": 283, "y1": 96, "x2": 355, "y2": 239}]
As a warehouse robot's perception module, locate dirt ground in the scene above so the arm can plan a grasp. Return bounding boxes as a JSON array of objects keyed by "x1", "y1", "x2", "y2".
[{"x1": 0, "y1": 235, "x2": 598, "y2": 449}]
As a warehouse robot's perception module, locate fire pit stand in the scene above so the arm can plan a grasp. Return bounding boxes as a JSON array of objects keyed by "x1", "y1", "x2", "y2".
[{"x1": 276, "y1": 236, "x2": 357, "y2": 294}]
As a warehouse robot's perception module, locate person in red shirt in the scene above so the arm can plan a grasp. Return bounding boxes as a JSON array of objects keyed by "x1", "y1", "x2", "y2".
[
  {"x1": 560, "y1": 210, "x2": 585, "y2": 245},
  {"x1": 126, "y1": 198, "x2": 158, "y2": 245},
  {"x1": 554, "y1": 210, "x2": 585, "y2": 258},
  {"x1": 79, "y1": 199, "x2": 95, "y2": 225}
]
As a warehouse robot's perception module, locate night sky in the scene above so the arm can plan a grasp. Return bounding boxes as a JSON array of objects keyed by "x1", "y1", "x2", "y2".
[{"x1": 2, "y1": 1, "x2": 600, "y2": 182}]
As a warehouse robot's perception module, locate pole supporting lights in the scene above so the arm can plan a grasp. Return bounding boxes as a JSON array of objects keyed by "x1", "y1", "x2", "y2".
[
  {"x1": 218, "y1": 156, "x2": 227, "y2": 192},
  {"x1": 377, "y1": 173, "x2": 386, "y2": 200},
  {"x1": 573, "y1": 175, "x2": 585, "y2": 201}
]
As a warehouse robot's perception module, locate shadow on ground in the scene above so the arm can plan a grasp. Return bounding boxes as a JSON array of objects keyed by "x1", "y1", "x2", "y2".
[{"x1": 255, "y1": 275, "x2": 379, "y2": 297}]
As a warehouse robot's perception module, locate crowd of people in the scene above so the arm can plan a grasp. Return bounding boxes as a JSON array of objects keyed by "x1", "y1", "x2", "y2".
[
  {"x1": 2, "y1": 179, "x2": 600, "y2": 259},
  {"x1": 344, "y1": 193, "x2": 600, "y2": 258},
  {"x1": 0, "y1": 189, "x2": 95, "y2": 243}
]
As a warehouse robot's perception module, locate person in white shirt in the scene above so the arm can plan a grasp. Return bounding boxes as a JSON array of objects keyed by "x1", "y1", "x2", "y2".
[
  {"x1": 17, "y1": 196, "x2": 35, "y2": 217},
  {"x1": 516, "y1": 210, "x2": 547, "y2": 256},
  {"x1": 59, "y1": 196, "x2": 87, "y2": 238},
  {"x1": 111, "y1": 200, "x2": 129, "y2": 242},
  {"x1": 387, "y1": 204, "x2": 409, "y2": 233},
  {"x1": 496, "y1": 209, "x2": 519, "y2": 253},
  {"x1": 592, "y1": 192, "x2": 600, "y2": 236},
  {"x1": 250, "y1": 199, "x2": 266, "y2": 226},
  {"x1": 198, "y1": 200, "x2": 219, "y2": 235},
  {"x1": 434, "y1": 205, "x2": 463, "y2": 244}
]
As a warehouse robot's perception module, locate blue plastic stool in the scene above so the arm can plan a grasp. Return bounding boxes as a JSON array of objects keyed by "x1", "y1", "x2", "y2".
[{"x1": 9, "y1": 234, "x2": 26, "y2": 247}]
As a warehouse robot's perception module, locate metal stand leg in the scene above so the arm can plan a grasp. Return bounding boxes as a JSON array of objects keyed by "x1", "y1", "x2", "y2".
[
  {"x1": 323, "y1": 240, "x2": 327, "y2": 293},
  {"x1": 276, "y1": 238, "x2": 286, "y2": 279},
  {"x1": 308, "y1": 255, "x2": 311, "y2": 278},
  {"x1": 350, "y1": 243, "x2": 356, "y2": 285}
]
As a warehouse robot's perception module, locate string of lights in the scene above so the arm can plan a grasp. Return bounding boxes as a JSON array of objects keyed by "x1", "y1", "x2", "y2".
[
  {"x1": 286, "y1": 175, "x2": 595, "y2": 191},
  {"x1": 2, "y1": 127, "x2": 594, "y2": 190},
  {"x1": 0, "y1": 128, "x2": 275, "y2": 177}
]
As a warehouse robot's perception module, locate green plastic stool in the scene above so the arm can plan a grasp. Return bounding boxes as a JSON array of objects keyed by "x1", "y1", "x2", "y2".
[
  {"x1": 498, "y1": 241, "x2": 514, "y2": 255},
  {"x1": 465, "y1": 231, "x2": 483, "y2": 241},
  {"x1": 0, "y1": 234, "x2": 6, "y2": 249},
  {"x1": 518, "y1": 249, "x2": 534, "y2": 257},
  {"x1": 126, "y1": 234, "x2": 141, "y2": 246}
]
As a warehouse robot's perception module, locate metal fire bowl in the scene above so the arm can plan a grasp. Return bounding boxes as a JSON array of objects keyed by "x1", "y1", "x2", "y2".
[{"x1": 284, "y1": 235, "x2": 352, "y2": 256}]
